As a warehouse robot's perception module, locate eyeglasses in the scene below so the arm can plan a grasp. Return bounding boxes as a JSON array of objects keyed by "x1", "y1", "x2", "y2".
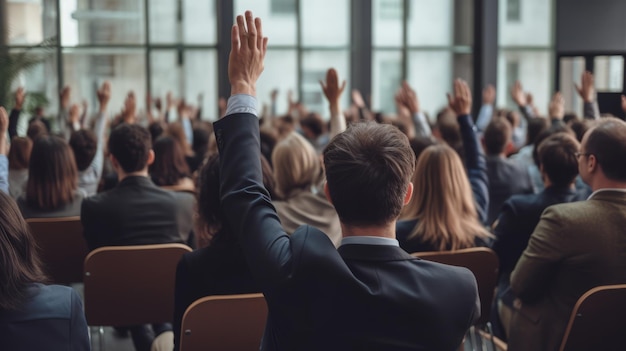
[{"x1": 575, "y1": 152, "x2": 591, "y2": 159}]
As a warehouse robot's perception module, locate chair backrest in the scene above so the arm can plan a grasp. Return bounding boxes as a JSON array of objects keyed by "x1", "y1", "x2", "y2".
[
  {"x1": 412, "y1": 247, "x2": 499, "y2": 325},
  {"x1": 180, "y1": 293, "x2": 268, "y2": 351},
  {"x1": 83, "y1": 243, "x2": 192, "y2": 326},
  {"x1": 26, "y1": 216, "x2": 87, "y2": 284},
  {"x1": 559, "y1": 284, "x2": 626, "y2": 351}
]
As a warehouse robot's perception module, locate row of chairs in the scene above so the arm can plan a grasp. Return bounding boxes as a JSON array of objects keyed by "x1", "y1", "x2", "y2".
[{"x1": 27, "y1": 217, "x2": 626, "y2": 351}]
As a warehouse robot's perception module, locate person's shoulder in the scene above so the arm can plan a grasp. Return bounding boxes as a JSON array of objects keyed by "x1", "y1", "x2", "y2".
[
  {"x1": 8, "y1": 284, "x2": 75, "y2": 322},
  {"x1": 413, "y1": 259, "x2": 477, "y2": 289}
]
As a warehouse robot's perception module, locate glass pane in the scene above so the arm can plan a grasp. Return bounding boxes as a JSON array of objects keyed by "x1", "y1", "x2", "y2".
[
  {"x1": 560, "y1": 57, "x2": 585, "y2": 116},
  {"x1": 301, "y1": 0, "x2": 349, "y2": 47},
  {"x1": 373, "y1": 0, "x2": 403, "y2": 48},
  {"x1": 453, "y1": 0, "x2": 474, "y2": 46},
  {"x1": 407, "y1": 51, "x2": 452, "y2": 117},
  {"x1": 372, "y1": 50, "x2": 402, "y2": 113},
  {"x1": 150, "y1": 51, "x2": 181, "y2": 100},
  {"x1": 497, "y1": 50, "x2": 552, "y2": 113},
  {"x1": 234, "y1": 0, "x2": 297, "y2": 46},
  {"x1": 183, "y1": 0, "x2": 217, "y2": 44},
  {"x1": 148, "y1": 0, "x2": 177, "y2": 44},
  {"x1": 407, "y1": 0, "x2": 452, "y2": 46},
  {"x1": 498, "y1": 0, "x2": 552, "y2": 47},
  {"x1": 63, "y1": 49, "x2": 146, "y2": 116},
  {"x1": 6, "y1": 0, "x2": 57, "y2": 45},
  {"x1": 60, "y1": 0, "x2": 145, "y2": 46},
  {"x1": 256, "y1": 50, "x2": 298, "y2": 115},
  {"x1": 184, "y1": 51, "x2": 218, "y2": 120},
  {"x1": 453, "y1": 53, "x2": 473, "y2": 88},
  {"x1": 6, "y1": 49, "x2": 58, "y2": 134},
  {"x1": 594, "y1": 56, "x2": 624, "y2": 92},
  {"x1": 301, "y1": 51, "x2": 350, "y2": 115}
]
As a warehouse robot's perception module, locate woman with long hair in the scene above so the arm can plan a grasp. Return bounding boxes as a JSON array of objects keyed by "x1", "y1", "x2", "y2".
[
  {"x1": 397, "y1": 79, "x2": 491, "y2": 253},
  {"x1": 0, "y1": 191, "x2": 89, "y2": 349},
  {"x1": 17, "y1": 135, "x2": 84, "y2": 218}
]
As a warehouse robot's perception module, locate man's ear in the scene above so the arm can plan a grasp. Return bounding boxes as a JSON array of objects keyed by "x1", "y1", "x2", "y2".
[
  {"x1": 505, "y1": 140, "x2": 515, "y2": 155},
  {"x1": 403, "y1": 182, "x2": 413, "y2": 206},
  {"x1": 109, "y1": 154, "x2": 120, "y2": 171},
  {"x1": 146, "y1": 150, "x2": 155, "y2": 166},
  {"x1": 324, "y1": 182, "x2": 333, "y2": 205},
  {"x1": 587, "y1": 154, "x2": 598, "y2": 174}
]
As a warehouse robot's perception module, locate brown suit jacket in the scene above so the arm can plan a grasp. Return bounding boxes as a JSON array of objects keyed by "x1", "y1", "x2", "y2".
[{"x1": 509, "y1": 190, "x2": 626, "y2": 351}]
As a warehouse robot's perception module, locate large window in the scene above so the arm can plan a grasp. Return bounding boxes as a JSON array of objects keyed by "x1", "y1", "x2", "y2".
[
  {"x1": 498, "y1": 0, "x2": 554, "y2": 113},
  {"x1": 372, "y1": 0, "x2": 474, "y2": 116}
]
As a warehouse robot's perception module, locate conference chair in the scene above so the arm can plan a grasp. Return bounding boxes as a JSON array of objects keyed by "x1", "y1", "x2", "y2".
[
  {"x1": 412, "y1": 247, "x2": 499, "y2": 350},
  {"x1": 179, "y1": 293, "x2": 268, "y2": 351},
  {"x1": 559, "y1": 284, "x2": 626, "y2": 351},
  {"x1": 83, "y1": 243, "x2": 192, "y2": 351},
  {"x1": 26, "y1": 216, "x2": 87, "y2": 285}
]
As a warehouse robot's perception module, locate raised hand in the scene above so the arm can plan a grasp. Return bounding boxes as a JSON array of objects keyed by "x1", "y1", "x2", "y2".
[
  {"x1": 122, "y1": 91, "x2": 137, "y2": 123},
  {"x1": 228, "y1": 10, "x2": 268, "y2": 96},
  {"x1": 575, "y1": 71, "x2": 595, "y2": 103},
  {"x1": 510, "y1": 81, "x2": 527, "y2": 107},
  {"x1": 15, "y1": 87, "x2": 26, "y2": 110},
  {"x1": 97, "y1": 81, "x2": 111, "y2": 113},
  {"x1": 320, "y1": 68, "x2": 346, "y2": 104},
  {"x1": 548, "y1": 92, "x2": 565, "y2": 120},
  {"x1": 621, "y1": 95, "x2": 626, "y2": 114},
  {"x1": 447, "y1": 79, "x2": 472, "y2": 116},
  {"x1": 482, "y1": 84, "x2": 495, "y2": 105},
  {"x1": 351, "y1": 89, "x2": 366, "y2": 108},
  {"x1": 60, "y1": 86, "x2": 71, "y2": 110},
  {"x1": 69, "y1": 104, "x2": 81, "y2": 128},
  {"x1": 0, "y1": 106, "x2": 7, "y2": 132},
  {"x1": 395, "y1": 81, "x2": 420, "y2": 114}
]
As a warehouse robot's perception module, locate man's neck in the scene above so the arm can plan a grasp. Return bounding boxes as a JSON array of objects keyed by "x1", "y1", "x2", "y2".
[
  {"x1": 118, "y1": 170, "x2": 149, "y2": 182},
  {"x1": 341, "y1": 222, "x2": 396, "y2": 239},
  {"x1": 591, "y1": 179, "x2": 626, "y2": 192}
]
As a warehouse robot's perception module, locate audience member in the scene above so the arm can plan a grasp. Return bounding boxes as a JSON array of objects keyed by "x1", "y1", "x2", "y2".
[
  {"x1": 7, "y1": 137, "x2": 32, "y2": 199},
  {"x1": 483, "y1": 117, "x2": 533, "y2": 224},
  {"x1": 0, "y1": 191, "x2": 90, "y2": 350},
  {"x1": 492, "y1": 132, "x2": 587, "y2": 336},
  {"x1": 81, "y1": 123, "x2": 181, "y2": 351},
  {"x1": 397, "y1": 79, "x2": 491, "y2": 252},
  {"x1": 213, "y1": 12, "x2": 479, "y2": 349},
  {"x1": 17, "y1": 136, "x2": 84, "y2": 218},
  {"x1": 0, "y1": 107, "x2": 8, "y2": 194},
  {"x1": 26, "y1": 120, "x2": 48, "y2": 141},
  {"x1": 508, "y1": 118, "x2": 626, "y2": 351}
]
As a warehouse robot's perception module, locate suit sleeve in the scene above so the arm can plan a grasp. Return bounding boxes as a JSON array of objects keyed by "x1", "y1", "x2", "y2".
[
  {"x1": 510, "y1": 206, "x2": 567, "y2": 302},
  {"x1": 458, "y1": 114, "x2": 489, "y2": 224},
  {"x1": 214, "y1": 113, "x2": 295, "y2": 288},
  {"x1": 492, "y1": 200, "x2": 520, "y2": 275},
  {"x1": 9, "y1": 109, "x2": 20, "y2": 139}
]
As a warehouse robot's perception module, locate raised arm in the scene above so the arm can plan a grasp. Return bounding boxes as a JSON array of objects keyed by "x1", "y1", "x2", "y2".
[
  {"x1": 396, "y1": 81, "x2": 432, "y2": 138},
  {"x1": 90, "y1": 81, "x2": 111, "y2": 179},
  {"x1": 320, "y1": 68, "x2": 347, "y2": 139},
  {"x1": 476, "y1": 84, "x2": 495, "y2": 132},
  {"x1": 448, "y1": 79, "x2": 489, "y2": 224},
  {"x1": 8, "y1": 87, "x2": 25, "y2": 139},
  {"x1": 575, "y1": 71, "x2": 600, "y2": 120},
  {"x1": 0, "y1": 107, "x2": 9, "y2": 194}
]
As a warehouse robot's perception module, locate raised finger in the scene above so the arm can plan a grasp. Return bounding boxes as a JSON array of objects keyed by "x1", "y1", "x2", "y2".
[
  {"x1": 231, "y1": 24, "x2": 240, "y2": 52},
  {"x1": 255, "y1": 17, "x2": 264, "y2": 50},
  {"x1": 236, "y1": 15, "x2": 247, "y2": 50},
  {"x1": 245, "y1": 11, "x2": 257, "y2": 49},
  {"x1": 339, "y1": 80, "x2": 347, "y2": 93}
]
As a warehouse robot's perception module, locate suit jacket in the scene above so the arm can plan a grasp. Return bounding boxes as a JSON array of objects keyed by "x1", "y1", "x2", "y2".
[
  {"x1": 214, "y1": 113, "x2": 480, "y2": 351},
  {"x1": 173, "y1": 233, "x2": 260, "y2": 351},
  {"x1": 81, "y1": 175, "x2": 182, "y2": 251},
  {"x1": 509, "y1": 190, "x2": 626, "y2": 351},
  {"x1": 0, "y1": 283, "x2": 89, "y2": 351},
  {"x1": 486, "y1": 156, "x2": 533, "y2": 225}
]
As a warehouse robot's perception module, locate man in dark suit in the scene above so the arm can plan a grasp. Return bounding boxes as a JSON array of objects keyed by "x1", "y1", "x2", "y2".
[
  {"x1": 81, "y1": 123, "x2": 181, "y2": 351},
  {"x1": 508, "y1": 118, "x2": 626, "y2": 351},
  {"x1": 215, "y1": 11, "x2": 479, "y2": 350},
  {"x1": 483, "y1": 118, "x2": 533, "y2": 225},
  {"x1": 491, "y1": 132, "x2": 588, "y2": 336}
]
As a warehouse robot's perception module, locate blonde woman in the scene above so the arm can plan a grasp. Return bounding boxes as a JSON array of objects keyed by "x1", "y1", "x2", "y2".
[
  {"x1": 272, "y1": 132, "x2": 341, "y2": 246},
  {"x1": 397, "y1": 79, "x2": 491, "y2": 253}
]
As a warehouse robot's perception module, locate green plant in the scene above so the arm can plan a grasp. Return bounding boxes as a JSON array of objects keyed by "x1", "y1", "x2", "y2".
[{"x1": 0, "y1": 36, "x2": 57, "y2": 108}]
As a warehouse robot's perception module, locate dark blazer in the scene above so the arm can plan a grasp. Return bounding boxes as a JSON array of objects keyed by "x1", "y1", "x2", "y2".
[
  {"x1": 214, "y1": 113, "x2": 480, "y2": 351},
  {"x1": 492, "y1": 185, "x2": 588, "y2": 291},
  {"x1": 173, "y1": 233, "x2": 259, "y2": 351},
  {"x1": 397, "y1": 114, "x2": 489, "y2": 253},
  {"x1": 486, "y1": 156, "x2": 533, "y2": 225},
  {"x1": 0, "y1": 283, "x2": 90, "y2": 351},
  {"x1": 81, "y1": 175, "x2": 182, "y2": 250}
]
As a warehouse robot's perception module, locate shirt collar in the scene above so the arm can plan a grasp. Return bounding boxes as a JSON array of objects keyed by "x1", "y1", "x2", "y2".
[
  {"x1": 587, "y1": 188, "x2": 626, "y2": 200},
  {"x1": 340, "y1": 236, "x2": 399, "y2": 247}
]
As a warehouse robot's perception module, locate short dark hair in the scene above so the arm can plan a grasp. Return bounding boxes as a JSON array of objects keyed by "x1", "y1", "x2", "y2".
[
  {"x1": 148, "y1": 122, "x2": 165, "y2": 145},
  {"x1": 537, "y1": 133, "x2": 580, "y2": 187},
  {"x1": 69, "y1": 130, "x2": 98, "y2": 171},
  {"x1": 108, "y1": 124, "x2": 152, "y2": 173},
  {"x1": 323, "y1": 122, "x2": 415, "y2": 226},
  {"x1": 526, "y1": 117, "x2": 549, "y2": 145},
  {"x1": 26, "y1": 120, "x2": 48, "y2": 141},
  {"x1": 150, "y1": 136, "x2": 190, "y2": 186},
  {"x1": 409, "y1": 136, "x2": 437, "y2": 161},
  {"x1": 569, "y1": 119, "x2": 593, "y2": 142},
  {"x1": 483, "y1": 118, "x2": 512, "y2": 155},
  {"x1": 0, "y1": 191, "x2": 47, "y2": 310},
  {"x1": 7, "y1": 137, "x2": 32, "y2": 171},
  {"x1": 300, "y1": 113, "x2": 324, "y2": 138},
  {"x1": 27, "y1": 136, "x2": 78, "y2": 210},
  {"x1": 585, "y1": 118, "x2": 626, "y2": 181},
  {"x1": 532, "y1": 124, "x2": 574, "y2": 167}
]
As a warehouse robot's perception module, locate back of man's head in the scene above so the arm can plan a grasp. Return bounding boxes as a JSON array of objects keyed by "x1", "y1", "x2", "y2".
[
  {"x1": 537, "y1": 133, "x2": 580, "y2": 187},
  {"x1": 108, "y1": 124, "x2": 152, "y2": 173},
  {"x1": 585, "y1": 117, "x2": 626, "y2": 182},
  {"x1": 69, "y1": 130, "x2": 98, "y2": 172},
  {"x1": 323, "y1": 122, "x2": 415, "y2": 227},
  {"x1": 483, "y1": 118, "x2": 512, "y2": 156}
]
